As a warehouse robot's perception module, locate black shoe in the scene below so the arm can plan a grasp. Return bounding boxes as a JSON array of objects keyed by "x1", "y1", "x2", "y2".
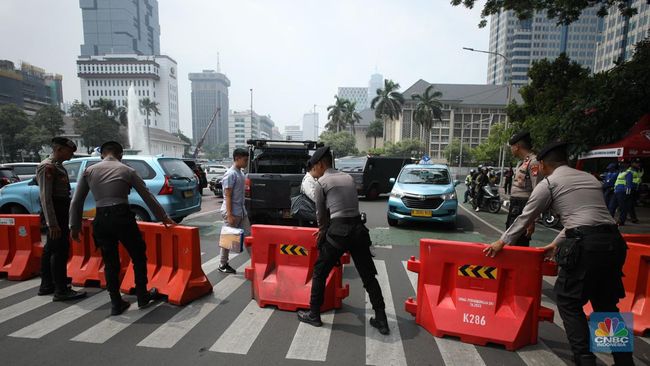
[
  {"x1": 574, "y1": 353, "x2": 597, "y2": 366},
  {"x1": 37, "y1": 286, "x2": 54, "y2": 296},
  {"x1": 631, "y1": 219, "x2": 639, "y2": 224},
  {"x1": 111, "y1": 299, "x2": 131, "y2": 316},
  {"x1": 370, "y1": 317, "x2": 390, "y2": 335},
  {"x1": 297, "y1": 310, "x2": 323, "y2": 327},
  {"x1": 53, "y1": 288, "x2": 87, "y2": 302},
  {"x1": 218, "y1": 264, "x2": 236, "y2": 274},
  {"x1": 137, "y1": 287, "x2": 160, "y2": 309}
]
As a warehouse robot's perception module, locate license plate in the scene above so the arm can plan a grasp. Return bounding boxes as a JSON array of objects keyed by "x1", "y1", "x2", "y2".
[
  {"x1": 411, "y1": 209, "x2": 432, "y2": 217},
  {"x1": 183, "y1": 190, "x2": 194, "y2": 198},
  {"x1": 282, "y1": 209, "x2": 292, "y2": 219}
]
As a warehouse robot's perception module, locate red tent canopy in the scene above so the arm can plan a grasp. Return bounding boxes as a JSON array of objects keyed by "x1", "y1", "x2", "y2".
[{"x1": 578, "y1": 114, "x2": 650, "y2": 162}]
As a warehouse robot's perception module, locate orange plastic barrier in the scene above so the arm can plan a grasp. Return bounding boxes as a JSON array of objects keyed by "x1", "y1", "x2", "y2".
[
  {"x1": 405, "y1": 239, "x2": 553, "y2": 351},
  {"x1": 244, "y1": 225, "x2": 350, "y2": 312},
  {"x1": 0, "y1": 214, "x2": 42, "y2": 280},
  {"x1": 66, "y1": 219, "x2": 130, "y2": 288},
  {"x1": 584, "y1": 234, "x2": 650, "y2": 336},
  {"x1": 119, "y1": 222, "x2": 212, "y2": 305}
]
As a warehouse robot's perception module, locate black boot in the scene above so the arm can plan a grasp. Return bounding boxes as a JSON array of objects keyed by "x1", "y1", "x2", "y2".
[
  {"x1": 370, "y1": 309, "x2": 390, "y2": 335},
  {"x1": 110, "y1": 292, "x2": 130, "y2": 316},
  {"x1": 297, "y1": 310, "x2": 323, "y2": 327},
  {"x1": 137, "y1": 287, "x2": 159, "y2": 309},
  {"x1": 573, "y1": 353, "x2": 597, "y2": 366},
  {"x1": 612, "y1": 352, "x2": 635, "y2": 366}
]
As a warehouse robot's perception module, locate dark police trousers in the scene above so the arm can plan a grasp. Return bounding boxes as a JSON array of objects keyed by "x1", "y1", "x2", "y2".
[
  {"x1": 555, "y1": 226, "x2": 633, "y2": 365},
  {"x1": 505, "y1": 197, "x2": 531, "y2": 246},
  {"x1": 310, "y1": 218, "x2": 385, "y2": 314},
  {"x1": 40, "y1": 197, "x2": 71, "y2": 293},
  {"x1": 92, "y1": 205, "x2": 149, "y2": 296}
]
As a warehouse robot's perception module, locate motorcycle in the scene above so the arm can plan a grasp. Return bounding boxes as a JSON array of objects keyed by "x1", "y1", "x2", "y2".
[
  {"x1": 471, "y1": 184, "x2": 501, "y2": 213},
  {"x1": 209, "y1": 176, "x2": 223, "y2": 197}
]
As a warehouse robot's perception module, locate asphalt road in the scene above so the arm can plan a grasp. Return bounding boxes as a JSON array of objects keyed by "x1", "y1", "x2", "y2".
[{"x1": 0, "y1": 191, "x2": 649, "y2": 365}]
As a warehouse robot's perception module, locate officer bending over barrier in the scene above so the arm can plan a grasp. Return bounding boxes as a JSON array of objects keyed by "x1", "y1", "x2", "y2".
[{"x1": 484, "y1": 142, "x2": 633, "y2": 366}]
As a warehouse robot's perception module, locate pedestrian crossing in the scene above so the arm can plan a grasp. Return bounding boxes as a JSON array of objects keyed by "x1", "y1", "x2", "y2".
[{"x1": 0, "y1": 253, "x2": 649, "y2": 365}]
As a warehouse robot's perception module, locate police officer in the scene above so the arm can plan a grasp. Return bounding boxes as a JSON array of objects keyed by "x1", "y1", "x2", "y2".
[
  {"x1": 484, "y1": 142, "x2": 633, "y2": 366},
  {"x1": 297, "y1": 146, "x2": 389, "y2": 335},
  {"x1": 69, "y1": 141, "x2": 175, "y2": 316},
  {"x1": 506, "y1": 131, "x2": 541, "y2": 246},
  {"x1": 37, "y1": 137, "x2": 87, "y2": 301},
  {"x1": 464, "y1": 169, "x2": 475, "y2": 203},
  {"x1": 609, "y1": 160, "x2": 634, "y2": 226},
  {"x1": 473, "y1": 166, "x2": 489, "y2": 211},
  {"x1": 602, "y1": 162, "x2": 619, "y2": 209},
  {"x1": 628, "y1": 158, "x2": 643, "y2": 224}
]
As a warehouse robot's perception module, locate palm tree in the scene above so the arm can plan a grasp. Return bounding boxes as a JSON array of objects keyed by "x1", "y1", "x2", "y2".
[
  {"x1": 411, "y1": 85, "x2": 443, "y2": 156},
  {"x1": 326, "y1": 96, "x2": 349, "y2": 133},
  {"x1": 93, "y1": 98, "x2": 117, "y2": 117},
  {"x1": 344, "y1": 101, "x2": 362, "y2": 135},
  {"x1": 370, "y1": 79, "x2": 405, "y2": 142},
  {"x1": 366, "y1": 119, "x2": 384, "y2": 149},
  {"x1": 139, "y1": 98, "x2": 160, "y2": 154}
]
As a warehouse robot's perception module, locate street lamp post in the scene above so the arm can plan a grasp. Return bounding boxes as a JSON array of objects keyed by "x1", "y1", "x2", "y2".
[{"x1": 462, "y1": 47, "x2": 513, "y2": 185}]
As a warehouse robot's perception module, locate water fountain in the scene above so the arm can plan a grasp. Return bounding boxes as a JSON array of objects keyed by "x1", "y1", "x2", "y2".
[{"x1": 126, "y1": 84, "x2": 149, "y2": 155}]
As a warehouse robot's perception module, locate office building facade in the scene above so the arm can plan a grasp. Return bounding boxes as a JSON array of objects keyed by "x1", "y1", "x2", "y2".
[
  {"x1": 79, "y1": 0, "x2": 161, "y2": 56},
  {"x1": 77, "y1": 54, "x2": 179, "y2": 133},
  {"x1": 0, "y1": 60, "x2": 63, "y2": 113},
  {"x1": 594, "y1": 1, "x2": 650, "y2": 72},
  {"x1": 487, "y1": 7, "x2": 603, "y2": 86},
  {"x1": 302, "y1": 112, "x2": 319, "y2": 140},
  {"x1": 189, "y1": 70, "x2": 230, "y2": 149},
  {"x1": 367, "y1": 73, "x2": 383, "y2": 106},
  {"x1": 227, "y1": 110, "x2": 275, "y2": 156},
  {"x1": 284, "y1": 125, "x2": 303, "y2": 141},
  {"x1": 337, "y1": 87, "x2": 368, "y2": 111}
]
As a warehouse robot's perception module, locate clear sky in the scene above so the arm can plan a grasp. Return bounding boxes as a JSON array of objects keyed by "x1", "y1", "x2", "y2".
[{"x1": 1, "y1": 0, "x2": 491, "y2": 136}]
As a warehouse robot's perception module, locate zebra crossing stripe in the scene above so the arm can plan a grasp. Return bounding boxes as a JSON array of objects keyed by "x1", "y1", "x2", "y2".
[
  {"x1": 209, "y1": 299, "x2": 274, "y2": 354},
  {"x1": 0, "y1": 278, "x2": 40, "y2": 300},
  {"x1": 137, "y1": 260, "x2": 250, "y2": 349},
  {"x1": 9, "y1": 292, "x2": 109, "y2": 339},
  {"x1": 402, "y1": 261, "x2": 486, "y2": 366},
  {"x1": 286, "y1": 311, "x2": 335, "y2": 361},
  {"x1": 366, "y1": 260, "x2": 407, "y2": 366},
  {"x1": 70, "y1": 302, "x2": 163, "y2": 344},
  {"x1": 0, "y1": 296, "x2": 52, "y2": 325}
]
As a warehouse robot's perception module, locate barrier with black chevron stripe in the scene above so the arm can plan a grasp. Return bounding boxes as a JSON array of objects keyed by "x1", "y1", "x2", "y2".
[
  {"x1": 405, "y1": 239, "x2": 555, "y2": 351},
  {"x1": 245, "y1": 225, "x2": 350, "y2": 312}
]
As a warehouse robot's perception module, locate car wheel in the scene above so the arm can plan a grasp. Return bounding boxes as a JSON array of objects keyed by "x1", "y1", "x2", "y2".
[
  {"x1": 8, "y1": 204, "x2": 28, "y2": 214},
  {"x1": 387, "y1": 216, "x2": 398, "y2": 227},
  {"x1": 366, "y1": 186, "x2": 379, "y2": 200},
  {"x1": 131, "y1": 207, "x2": 151, "y2": 222}
]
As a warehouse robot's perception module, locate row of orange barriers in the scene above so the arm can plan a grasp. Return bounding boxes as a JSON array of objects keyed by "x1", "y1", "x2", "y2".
[{"x1": 0, "y1": 214, "x2": 212, "y2": 306}]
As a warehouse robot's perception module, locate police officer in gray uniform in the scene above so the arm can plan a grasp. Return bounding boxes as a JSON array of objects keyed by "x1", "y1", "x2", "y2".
[
  {"x1": 297, "y1": 147, "x2": 389, "y2": 335},
  {"x1": 37, "y1": 137, "x2": 87, "y2": 301},
  {"x1": 506, "y1": 131, "x2": 541, "y2": 246},
  {"x1": 70, "y1": 141, "x2": 174, "y2": 315},
  {"x1": 485, "y1": 142, "x2": 633, "y2": 366}
]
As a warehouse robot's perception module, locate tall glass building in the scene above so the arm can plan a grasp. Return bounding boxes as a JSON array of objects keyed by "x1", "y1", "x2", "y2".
[
  {"x1": 79, "y1": 0, "x2": 161, "y2": 56},
  {"x1": 189, "y1": 70, "x2": 231, "y2": 149}
]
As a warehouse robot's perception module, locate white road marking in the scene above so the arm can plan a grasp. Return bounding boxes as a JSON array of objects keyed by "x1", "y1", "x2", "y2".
[
  {"x1": 209, "y1": 299, "x2": 274, "y2": 354},
  {"x1": 137, "y1": 260, "x2": 250, "y2": 349},
  {"x1": 0, "y1": 296, "x2": 52, "y2": 325},
  {"x1": 366, "y1": 260, "x2": 407, "y2": 366},
  {"x1": 0, "y1": 278, "x2": 40, "y2": 300},
  {"x1": 458, "y1": 204, "x2": 504, "y2": 235},
  {"x1": 9, "y1": 292, "x2": 109, "y2": 338},
  {"x1": 286, "y1": 311, "x2": 335, "y2": 361},
  {"x1": 70, "y1": 302, "x2": 163, "y2": 344}
]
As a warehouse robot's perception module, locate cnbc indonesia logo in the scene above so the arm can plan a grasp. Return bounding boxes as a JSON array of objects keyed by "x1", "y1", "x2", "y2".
[{"x1": 593, "y1": 317, "x2": 631, "y2": 349}]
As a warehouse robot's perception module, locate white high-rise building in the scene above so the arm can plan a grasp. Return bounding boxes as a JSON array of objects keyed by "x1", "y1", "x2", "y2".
[
  {"x1": 367, "y1": 73, "x2": 383, "y2": 107},
  {"x1": 77, "y1": 54, "x2": 179, "y2": 133},
  {"x1": 302, "y1": 112, "x2": 319, "y2": 140},
  {"x1": 228, "y1": 110, "x2": 258, "y2": 157},
  {"x1": 594, "y1": 1, "x2": 650, "y2": 73},
  {"x1": 337, "y1": 87, "x2": 367, "y2": 111},
  {"x1": 487, "y1": 7, "x2": 603, "y2": 86},
  {"x1": 284, "y1": 125, "x2": 303, "y2": 141}
]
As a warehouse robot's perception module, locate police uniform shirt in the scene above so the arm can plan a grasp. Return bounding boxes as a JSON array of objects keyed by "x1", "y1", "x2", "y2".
[
  {"x1": 511, "y1": 152, "x2": 541, "y2": 198},
  {"x1": 501, "y1": 165, "x2": 615, "y2": 245},
  {"x1": 37, "y1": 156, "x2": 71, "y2": 228},
  {"x1": 69, "y1": 157, "x2": 168, "y2": 230},
  {"x1": 314, "y1": 168, "x2": 360, "y2": 229}
]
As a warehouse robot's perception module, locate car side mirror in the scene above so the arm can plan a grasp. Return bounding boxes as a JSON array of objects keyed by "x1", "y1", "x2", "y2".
[
  {"x1": 389, "y1": 178, "x2": 396, "y2": 185},
  {"x1": 453, "y1": 180, "x2": 460, "y2": 187}
]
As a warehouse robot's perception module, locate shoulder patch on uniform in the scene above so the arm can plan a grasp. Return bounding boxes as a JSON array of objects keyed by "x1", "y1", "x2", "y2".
[{"x1": 531, "y1": 164, "x2": 539, "y2": 177}]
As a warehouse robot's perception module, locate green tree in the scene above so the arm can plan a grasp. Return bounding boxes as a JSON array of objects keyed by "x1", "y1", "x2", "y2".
[
  {"x1": 175, "y1": 130, "x2": 193, "y2": 157},
  {"x1": 344, "y1": 101, "x2": 362, "y2": 135},
  {"x1": 93, "y1": 98, "x2": 117, "y2": 117},
  {"x1": 371, "y1": 79, "x2": 405, "y2": 142},
  {"x1": 411, "y1": 85, "x2": 443, "y2": 154},
  {"x1": 319, "y1": 131, "x2": 358, "y2": 157},
  {"x1": 32, "y1": 105, "x2": 64, "y2": 138},
  {"x1": 384, "y1": 139, "x2": 423, "y2": 158},
  {"x1": 451, "y1": 0, "x2": 641, "y2": 28},
  {"x1": 443, "y1": 138, "x2": 474, "y2": 166},
  {"x1": 139, "y1": 98, "x2": 161, "y2": 153},
  {"x1": 326, "y1": 96, "x2": 349, "y2": 133},
  {"x1": 471, "y1": 122, "x2": 514, "y2": 165},
  {"x1": 366, "y1": 119, "x2": 384, "y2": 149},
  {"x1": 72, "y1": 102, "x2": 124, "y2": 153},
  {"x1": 0, "y1": 104, "x2": 30, "y2": 162}
]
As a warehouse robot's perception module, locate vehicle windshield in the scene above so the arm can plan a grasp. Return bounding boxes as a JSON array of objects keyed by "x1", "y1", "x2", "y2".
[
  {"x1": 159, "y1": 159, "x2": 195, "y2": 178},
  {"x1": 336, "y1": 158, "x2": 367, "y2": 173},
  {"x1": 11, "y1": 166, "x2": 37, "y2": 176},
  {"x1": 398, "y1": 167, "x2": 450, "y2": 185},
  {"x1": 0, "y1": 169, "x2": 17, "y2": 178}
]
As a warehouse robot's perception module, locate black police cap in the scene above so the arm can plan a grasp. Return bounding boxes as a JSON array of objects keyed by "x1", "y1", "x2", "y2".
[
  {"x1": 99, "y1": 141, "x2": 124, "y2": 153},
  {"x1": 307, "y1": 146, "x2": 331, "y2": 169},
  {"x1": 631, "y1": 157, "x2": 642, "y2": 164},
  {"x1": 51, "y1": 137, "x2": 77, "y2": 152},
  {"x1": 536, "y1": 141, "x2": 569, "y2": 161},
  {"x1": 509, "y1": 131, "x2": 531, "y2": 146}
]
